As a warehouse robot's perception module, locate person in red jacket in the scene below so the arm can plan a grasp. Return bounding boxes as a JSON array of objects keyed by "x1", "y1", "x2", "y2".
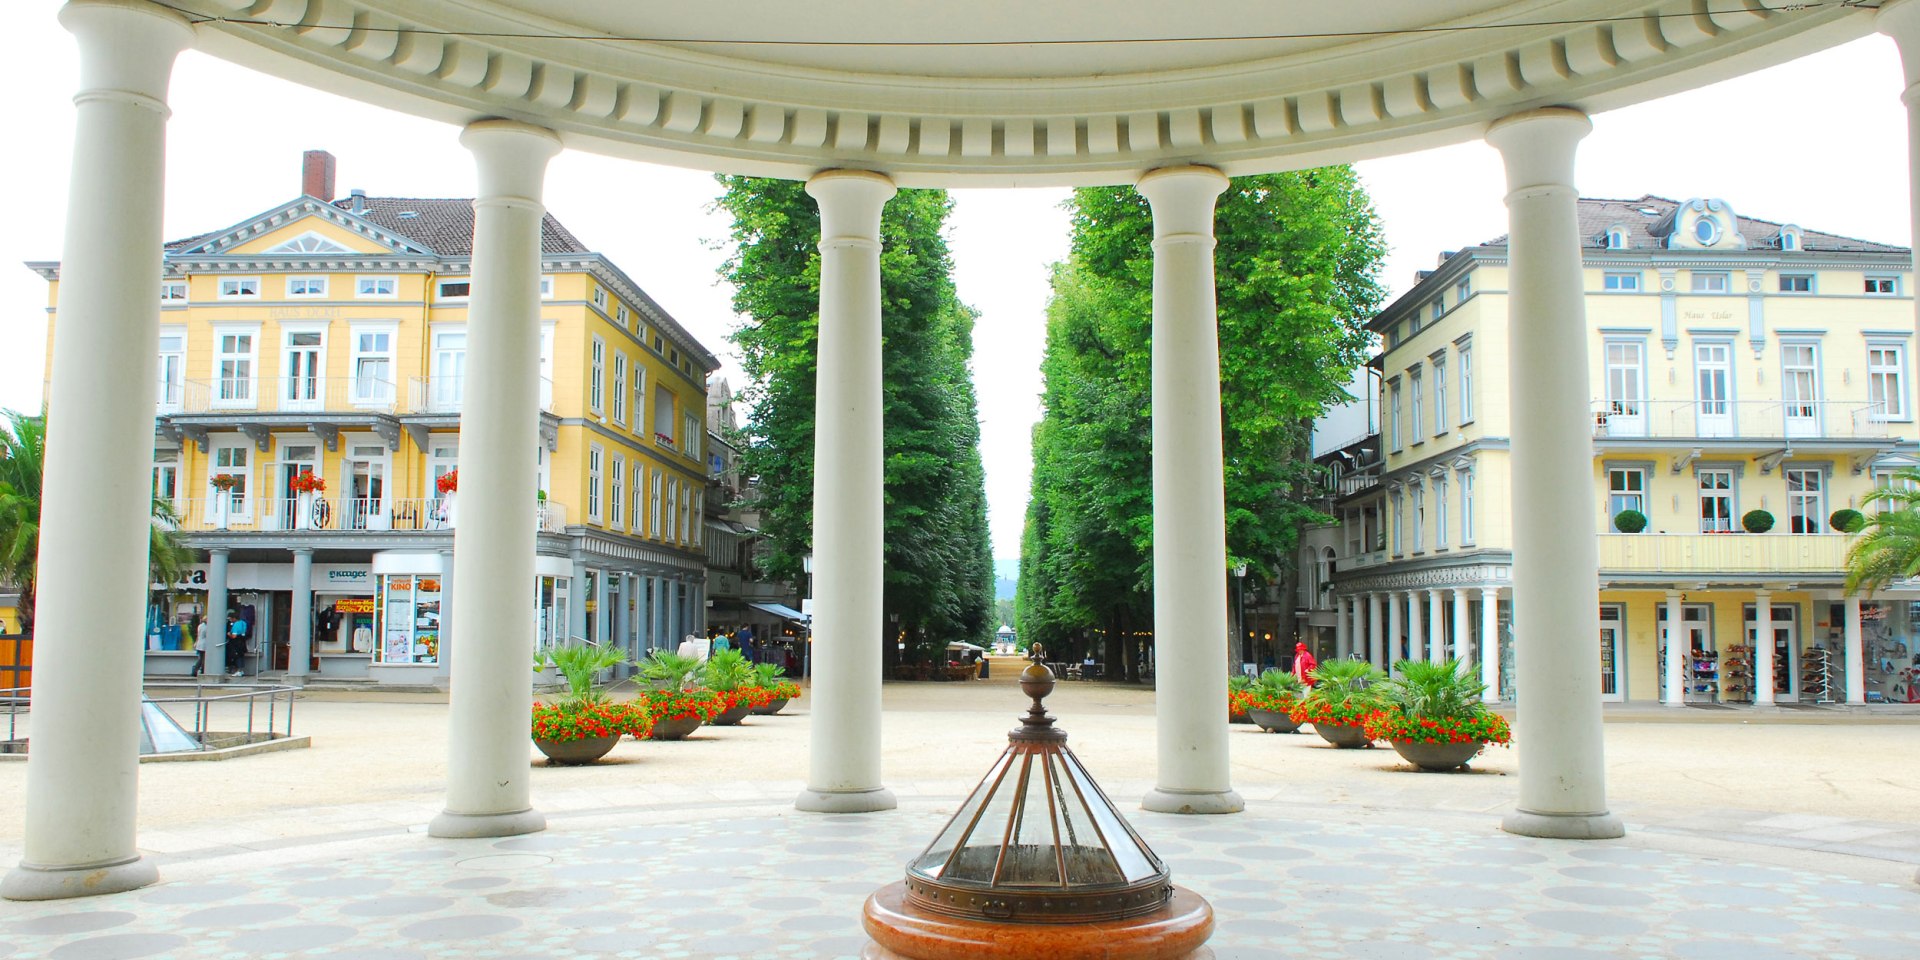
[{"x1": 1292, "y1": 641, "x2": 1318, "y2": 686}]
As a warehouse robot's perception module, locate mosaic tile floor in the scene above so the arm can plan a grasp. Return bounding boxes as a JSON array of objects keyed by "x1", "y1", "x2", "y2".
[{"x1": 3, "y1": 799, "x2": 1918, "y2": 960}]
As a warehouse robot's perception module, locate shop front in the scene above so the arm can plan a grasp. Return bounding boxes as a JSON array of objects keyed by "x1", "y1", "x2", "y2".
[{"x1": 368, "y1": 552, "x2": 449, "y2": 684}]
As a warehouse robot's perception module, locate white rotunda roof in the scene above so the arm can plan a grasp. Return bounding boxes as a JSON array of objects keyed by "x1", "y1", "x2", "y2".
[{"x1": 177, "y1": 1, "x2": 1872, "y2": 185}]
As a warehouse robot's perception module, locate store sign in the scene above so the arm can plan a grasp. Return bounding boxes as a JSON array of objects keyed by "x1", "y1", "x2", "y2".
[
  {"x1": 335, "y1": 599, "x2": 375, "y2": 614},
  {"x1": 326, "y1": 570, "x2": 369, "y2": 585}
]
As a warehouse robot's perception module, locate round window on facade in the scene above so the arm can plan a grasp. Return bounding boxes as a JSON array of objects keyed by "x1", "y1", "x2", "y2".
[{"x1": 1694, "y1": 217, "x2": 1719, "y2": 245}]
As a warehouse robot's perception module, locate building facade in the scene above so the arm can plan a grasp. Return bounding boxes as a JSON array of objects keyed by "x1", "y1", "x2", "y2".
[
  {"x1": 30, "y1": 152, "x2": 719, "y2": 686},
  {"x1": 1328, "y1": 195, "x2": 1918, "y2": 706}
]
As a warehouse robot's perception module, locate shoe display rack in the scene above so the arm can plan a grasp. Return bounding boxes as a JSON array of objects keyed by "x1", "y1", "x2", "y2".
[
  {"x1": 1721, "y1": 644, "x2": 1755, "y2": 704},
  {"x1": 1686, "y1": 650, "x2": 1720, "y2": 704},
  {"x1": 1800, "y1": 647, "x2": 1836, "y2": 705}
]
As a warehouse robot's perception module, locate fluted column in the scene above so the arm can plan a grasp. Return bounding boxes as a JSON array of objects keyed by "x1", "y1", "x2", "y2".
[
  {"x1": 1480, "y1": 586, "x2": 1500, "y2": 702},
  {"x1": 3, "y1": 0, "x2": 191, "y2": 902},
  {"x1": 430, "y1": 120, "x2": 561, "y2": 840},
  {"x1": 1138, "y1": 166, "x2": 1242, "y2": 816},
  {"x1": 1487, "y1": 107, "x2": 1622, "y2": 839},
  {"x1": 796, "y1": 170, "x2": 897, "y2": 814},
  {"x1": 1367, "y1": 592, "x2": 1385, "y2": 671},
  {"x1": 1450, "y1": 588, "x2": 1470, "y2": 664},
  {"x1": 1664, "y1": 590, "x2": 1685, "y2": 707}
]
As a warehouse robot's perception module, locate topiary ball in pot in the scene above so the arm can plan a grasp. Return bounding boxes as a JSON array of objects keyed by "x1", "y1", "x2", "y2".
[
  {"x1": 1612, "y1": 509, "x2": 1648, "y2": 533},
  {"x1": 1830, "y1": 508, "x2": 1865, "y2": 533},
  {"x1": 1742, "y1": 509, "x2": 1775, "y2": 533}
]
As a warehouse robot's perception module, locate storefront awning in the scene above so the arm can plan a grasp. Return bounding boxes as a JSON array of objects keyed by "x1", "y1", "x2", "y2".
[{"x1": 749, "y1": 602, "x2": 807, "y2": 622}]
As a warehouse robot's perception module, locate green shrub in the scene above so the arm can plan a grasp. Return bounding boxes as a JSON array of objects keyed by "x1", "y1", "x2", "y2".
[
  {"x1": 639, "y1": 650, "x2": 704, "y2": 691},
  {"x1": 1378, "y1": 659, "x2": 1485, "y2": 721},
  {"x1": 1742, "y1": 509, "x2": 1775, "y2": 533},
  {"x1": 1830, "y1": 508, "x2": 1865, "y2": 533},
  {"x1": 702, "y1": 648, "x2": 754, "y2": 692},
  {"x1": 1612, "y1": 509, "x2": 1648, "y2": 533},
  {"x1": 532, "y1": 642, "x2": 628, "y2": 707}
]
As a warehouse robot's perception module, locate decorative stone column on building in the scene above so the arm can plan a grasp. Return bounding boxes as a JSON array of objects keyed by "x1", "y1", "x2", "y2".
[
  {"x1": 1386, "y1": 592, "x2": 1402, "y2": 670},
  {"x1": 1406, "y1": 592, "x2": 1424, "y2": 666},
  {"x1": 206, "y1": 547, "x2": 231, "y2": 679},
  {"x1": 1844, "y1": 594, "x2": 1866, "y2": 705},
  {"x1": 797, "y1": 170, "x2": 898, "y2": 814},
  {"x1": 1334, "y1": 596, "x2": 1351, "y2": 660},
  {"x1": 288, "y1": 549, "x2": 314, "y2": 679},
  {"x1": 1753, "y1": 590, "x2": 1775, "y2": 708},
  {"x1": 1138, "y1": 165, "x2": 1243, "y2": 816},
  {"x1": 1664, "y1": 591, "x2": 1685, "y2": 707},
  {"x1": 1480, "y1": 586, "x2": 1500, "y2": 702},
  {"x1": 1427, "y1": 589, "x2": 1446, "y2": 663},
  {"x1": 1367, "y1": 592, "x2": 1385, "y2": 671},
  {"x1": 1450, "y1": 588, "x2": 1470, "y2": 665},
  {"x1": 430, "y1": 119, "x2": 562, "y2": 840},
  {"x1": 2, "y1": 0, "x2": 192, "y2": 902},
  {"x1": 1486, "y1": 107, "x2": 1624, "y2": 840},
  {"x1": 1880, "y1": 2, "x2": 1920, "y2": 316}
]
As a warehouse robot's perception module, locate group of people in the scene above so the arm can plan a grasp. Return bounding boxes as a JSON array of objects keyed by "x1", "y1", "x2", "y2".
[{"x1": 185, "y1": 605, "x2": 257, "y2": 679}]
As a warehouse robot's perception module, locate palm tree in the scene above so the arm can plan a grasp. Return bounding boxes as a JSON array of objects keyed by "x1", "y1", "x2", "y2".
[
  {"x1": 0, "y1": 410, "x2": 194, "y2": 636},
  {"x1": 1844, "y1": 468, "x2": 1920, "y2": 596}
]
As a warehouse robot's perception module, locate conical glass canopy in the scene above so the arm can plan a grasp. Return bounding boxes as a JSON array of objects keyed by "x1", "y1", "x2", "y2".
[{"x1": 903, "y1": 662, "x2": 1172, "y2": 924}]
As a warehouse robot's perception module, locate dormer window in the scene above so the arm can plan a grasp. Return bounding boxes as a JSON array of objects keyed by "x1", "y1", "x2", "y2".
[
  {"x1": 1693, "y1": 217, "x2": 1721, "y2": 246},
  {"x1": 1604, "y1": 226, "x2": 1629, "y2": 250},
  {"x1": 1779, "y1": 225, "x2": 1802, "y2": 251}
]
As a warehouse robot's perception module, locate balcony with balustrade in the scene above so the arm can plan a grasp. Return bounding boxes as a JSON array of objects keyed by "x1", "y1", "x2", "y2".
[
  {"x1": 165, "y1": 495, "x2": 568, "y2": 542},
  {"x1": 1590, "y1": 398, "x2": 1898, "y2": 451},
  {"x1": 1597, "y1": 531, "x2": 1851, "y2": 583}
]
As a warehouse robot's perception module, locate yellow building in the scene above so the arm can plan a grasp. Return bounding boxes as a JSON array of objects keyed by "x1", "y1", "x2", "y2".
[
  {"x1": 29, "y1": 152, "x2": 719, "y2": 685},
  {"x1": 1329, "y1": 195, "x2": 1917, "y2": 706}
]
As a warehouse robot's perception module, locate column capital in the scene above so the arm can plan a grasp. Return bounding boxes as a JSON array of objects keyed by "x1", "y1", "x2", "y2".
[
  {"x1": 807, "y1": 169, "x2": 896, "y2": 246},
  {"x1": 1485, "y1": 107, "x2": 1591, "y2": 197},
  {"x1": 1137, "y1": 166, "x2": 1228, "y2": 239},
  {"x1": 1882, "y1": 0, "x2": 1920, "y2": 88},
  {"x1": 290, "y1": 547, "x2": 314, "y2": 557},
  {"x1": 460, "y1": 120, "x2": 562, "y2": 204},
  {"x1": 209, "y1": 546, "x2": 231, "y2": 558},
  {"x1": 60, "y1": 0, "x2": 193, "y2": 109}
]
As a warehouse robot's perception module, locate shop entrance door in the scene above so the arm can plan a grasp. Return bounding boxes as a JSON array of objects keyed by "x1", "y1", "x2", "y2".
[
  {"x1": 276, "y1": 442, "x2": 321, "y2": 531},
  {"x1": 1598, "y1": 604, "x2": 1625, "y2": 702},
  {"x1": 346, "y1": 445, "x2": 388, "y2": 530},
  {"x1": 1656, "y1": 603, "x2": 1715, "y2": 704},
  {"x1": 1744, "y1": 603, "x2": 1800, "y2": 702}
]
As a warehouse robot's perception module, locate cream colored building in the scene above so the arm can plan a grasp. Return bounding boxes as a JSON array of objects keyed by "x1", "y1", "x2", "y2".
[{"x1": 1328, "y1": 196, "x2": 1918, "y2": 706}]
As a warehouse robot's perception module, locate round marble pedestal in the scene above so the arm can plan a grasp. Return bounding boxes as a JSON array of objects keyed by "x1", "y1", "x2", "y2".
[{"x1": 861, "y1": 881, "x2": 1215, "y2": 960}]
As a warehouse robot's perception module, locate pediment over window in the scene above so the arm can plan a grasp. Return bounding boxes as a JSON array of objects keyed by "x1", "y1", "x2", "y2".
[{"x1": 264, "y1": 231, "x2": 354, "y2": 254}]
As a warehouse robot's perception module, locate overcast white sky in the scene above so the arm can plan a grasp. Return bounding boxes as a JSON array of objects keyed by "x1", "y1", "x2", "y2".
[{"x1": 1, "y1": 2, "x2": 1912, "y2": 561}]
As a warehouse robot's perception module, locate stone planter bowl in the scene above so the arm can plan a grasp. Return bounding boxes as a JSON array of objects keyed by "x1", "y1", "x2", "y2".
[
  {"x1": 711, "y1": 702, "x2": 753, "y2": 726},
  {"x1": 648, "y1": 715, "x2": 703, "y2": 741},
  {"x1": 753, "y1": 697, "x2": 789, "y2": 716},
  {"x1": 534, "y1": 734, "x2": 620, "y2": 765},
  {"x1": 1248, "y1": 707, "x2": 1302, "y2": 733},
  {"x1": 1390, "y1": 738, "x2": 1485, "y2": 771},
  {"x1": 1312, "y1": 722, "x2": 1373, "y2": 749}
]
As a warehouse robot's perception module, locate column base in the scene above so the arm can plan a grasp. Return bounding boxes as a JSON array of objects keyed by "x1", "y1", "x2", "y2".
[
  {"x1": 2, "y1": 855, "x2": 158, "y2": 901},
  {"x1": 1142, "y1": 787, "x2": 1245, "y2": 815},
  {"x1": 427, "y1": 808, "x2": 547, "y2": 839},
  {"x1": 796, "y1": 786, "x2": 898, "y2": 813},
  {"x1": 1501, "y1": 809, "x2": 1626, "y2": 840}
]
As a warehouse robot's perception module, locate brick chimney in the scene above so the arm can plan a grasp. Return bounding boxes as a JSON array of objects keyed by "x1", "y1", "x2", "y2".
[{"x1": 301, "y1": 150, "x2": 336, "y2": 201}]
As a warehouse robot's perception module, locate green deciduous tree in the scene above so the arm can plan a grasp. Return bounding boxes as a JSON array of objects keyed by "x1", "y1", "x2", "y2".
[
  {"x1": 716, "y1": 179, "x2": 993, "y2": 661},
  {"x1": 1018, "y1": 169, "x2": 1386, "y2": 672}
]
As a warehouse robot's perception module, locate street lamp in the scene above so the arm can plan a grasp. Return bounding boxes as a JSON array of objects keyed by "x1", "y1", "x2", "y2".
[
  {"x1": 801, "y1": 552, "x2": 813, "y2": 684},
  {"x1": 1232, "y1": 563, "x2": 1248, "y2": 672}
]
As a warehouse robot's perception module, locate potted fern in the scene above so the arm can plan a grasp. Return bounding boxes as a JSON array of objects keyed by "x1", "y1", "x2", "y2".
[
  {"x1": 704, "y1": 648, "x2": 757, "y2": 726},
  {"x1": 529, "y1": 642, "x2": 648, "y2": 764},
  {"x1": 750, "y1": 662, "x2": 802, "y2": 715},
  {"x1": 1363, "y1": 659, "x2": 1511, "y2": 771},
  {"x1": 1288, "y1": 658, "x2": 1386, "y2": 748},
  {"x1": 638, "y1": 650, "x2": 721, "y2": 740},
  {"x1": 1245, "y1": 668, "x2": 1307, "y2": 733}
]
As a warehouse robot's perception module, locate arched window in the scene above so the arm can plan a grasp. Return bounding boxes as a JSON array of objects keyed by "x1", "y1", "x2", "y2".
[
  {"x1": 1605, "y1": 226, "x2": 1629, "y2": 250},
  {"x1": 1779, "y1": 225, "x2": 1802, "y2": 251}
]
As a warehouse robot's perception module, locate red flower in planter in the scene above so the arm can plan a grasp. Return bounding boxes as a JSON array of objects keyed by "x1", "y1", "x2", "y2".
[
  {"x1": 437, "y1": 469, "x2": 458, "y2": 495},
  {"x1": 288, "y1": 469, "x2": 326, "y2": 494}
]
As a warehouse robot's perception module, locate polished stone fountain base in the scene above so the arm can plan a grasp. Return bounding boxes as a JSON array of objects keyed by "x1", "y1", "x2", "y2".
[{"x1": 861, "y1": 881, "x2": 1215, "y2": 960}]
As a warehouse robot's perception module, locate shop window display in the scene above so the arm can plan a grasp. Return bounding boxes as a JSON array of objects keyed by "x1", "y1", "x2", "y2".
[{"x1": 376, "y1": 575, "x2": 441, "y2": 665}]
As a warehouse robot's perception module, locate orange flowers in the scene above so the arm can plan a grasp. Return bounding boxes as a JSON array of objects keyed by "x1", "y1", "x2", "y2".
[{"x1": 530, "y1": 699, "x2": 653, "y2": 742}]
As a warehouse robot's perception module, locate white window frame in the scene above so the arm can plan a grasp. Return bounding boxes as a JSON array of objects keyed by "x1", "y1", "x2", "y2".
[
  {"x1": 667, "y1": 477, "x2": 680, "y2": 542},
  {"x1": 426, "y1": 440, "x2": 458, "y2": 502},
  {"x1": 611, "y1": 353, "x2": 628, "y2": 425},
  {"x1": 1431, "y1": 358, "x2": 1447, "y2": 438},
  {"x1": 616, "y1": 303, "x2": 630, "y2": 328},
  {"x1": 685, "y1": 413, "x2": 702, "y2": 461},
  {"x1": 1778, "y1": 274, "x2": 1814, "y2": 294},
  {"x1": 631, "y1": 462, "x2": 644, "y2": 538},
  {"x1": 157, "y1": 325, "x2": 186, "y2": 412},
  {"x1": 436, "y1": 279, "x2": 472, "y2": 300},
  {"x1": 1608, "y1": 468, "x2": 1647, "y2": 521},
  {"x1": 1781, "y1": 342, "x2": 1822, "y2": 420},
  {"x1": 431, "y1": 327, "x2": 467, "y2": 413},
  {"x1": 1459, "y1": 343, "x2": 1473, "y2": 424},
  {"x1": 1604, "y1": 340, "x2": 1646, "y2": 417},
  {"x1": 590, "y1": 336, "x2": 606, "y2": 415},
  {"x1": 1602, "y1": 272, "x2": 1640, "y2": 292},
  {"x1": 1699, "y1": 468, "x2": 1735, "y2": 534},
  {"x1": 633, "y1": 365, "x2": 648, "y2": 432},
  {"x1": 349, "y1": 323, "x2": 398, "y2": 406},
  {"x1": 1454, "y1": 276, "x2": 1471, "y2": 304},
  {"x1": 1434, "y1": 476, "x2": 1449, "y2": 549},
  {"x1": 539, "y1": 275, "x2": 554, "y2": 299},
  {"x1": 280, "y1": 325, "x2": 328, "y2": 410},
  {"x1": 1866, "y1": 275, "x2": 1899, "y2": 296},
  {"x1": 609, "y1": 455, "x2": 625, "y2": 531},
  {"x1": 355, "y1": 275, "x2": 397, "y2": 299},
  {"x1": 1691, "y1": 272, "x2": 1730, "y2": 294},
  {"x1": 209, "y1": 437, "x2": 253, "y2": 520},
  {"x1": 159, "y1": 281, "x2": 187, "y2": 303},
  {"x1": 1408, "y1": 367, "x2": 1424, "y2": 445},
  {"x1": 650, "y1": 471, "x2": 664, "y2": 538},
  {"x1": 212, "y1": 324, "x2": 260, "y2": 408},
  {"x1": 1411, "y1": 483, "x2": 1426, "y2": 553},
  {"x1": 1868, "y1": 342, "x2": 1909, "y2": 421},
  {"x1": 152, "y1": 453, "x2": 181, "y2": 509},
  {"x1": 1605, "y1": 227, "x2": 1628, "y2": 250},
  {"x1": 1388, "y1": 380, "x2": 1403, "y2": 452},
  {"x1": 286, "y1": 276, "x2": 328, "y2": 298},
  {"x1": 654, "y1": 384, "x2": 676, "y2": 446},
  {"x1": 591, "y1": 285, "x2": 608, "y2": 309},
  {"x1": 1429, "y1": 297, "x2": 1444, "y2": 323},
  {"x1": 587, "y1": 444, "x2": 604, "y2": 523},
  {"x1": 678, "y1": 482, "x2": 692, "y2": 546},
  {"x1": 1389, "y1": 489, "x2": 1404, "y2": 556},
  {"x1": 217, "y1": 276, "x2": 261, "y2": 300},
  {"x1": 1459, "y1": 467, "x2": 1476, "y2": 544},
  {"x1": 1786, "y1": 467, "x2": 1826, "y2": 533}
]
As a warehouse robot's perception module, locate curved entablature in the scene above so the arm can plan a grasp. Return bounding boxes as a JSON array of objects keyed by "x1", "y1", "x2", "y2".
[{"x1": 177, "y1": 0, "x2": 1871, "y2": 186}]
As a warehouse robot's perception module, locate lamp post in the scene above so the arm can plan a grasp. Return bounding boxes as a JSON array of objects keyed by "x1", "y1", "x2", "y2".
[
  {"x1": 801, "y1": 552, "x2": 814, "y2": 684},
  {"x1": 1232, "y1": 563, "x2": 1248, "y2": 673}
]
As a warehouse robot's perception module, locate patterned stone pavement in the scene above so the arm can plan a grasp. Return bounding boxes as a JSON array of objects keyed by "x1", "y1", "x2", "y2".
[{"x1": 2, "y1": 797, "x2": 1917, "y2": 960}]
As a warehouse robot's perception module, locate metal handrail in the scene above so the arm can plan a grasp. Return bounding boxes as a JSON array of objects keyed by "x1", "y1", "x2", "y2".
[{"x1": 0, "y1": 682, "x2": 299, "y2": 753}]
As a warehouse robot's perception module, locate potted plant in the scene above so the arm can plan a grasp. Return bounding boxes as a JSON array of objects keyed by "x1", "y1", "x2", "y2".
[
  {"x1": 436, "y1": 469, "x2": 458, "y2": 527},
  {"x1": 1830, "y1": 508, "x2": 1865, "y2": 533},
  {"x1": 638, "y1": 650, "x2": 719, "y2": 740},
  {"x1": 1228, "y1": 673, "x2": 1254, "y2": 724},
  {"x1": 1288, "y1": 658, "x2": 1386, "y2": 748},
  {"x1": 1363, "y1": 659, "x2": 1511, "y2": 771},
  {"x1": 1611, "y1": 509, "x2": 1647, "y2": 533},
  {"x1": 209, "y1": 473, "x2": 239, "y2": 527},
  {"x1": 1743, "y1": 509, "x2": 1775, "y2": 533},
  {"x1": 1244, "y1": 668, "x2": 1306, "y2": 733},
  {"x1": 703, "y1": 648, "x2": 756, "y2": 725},
  {"x1": 289, "y1": 469, "x2": 325, "y2": 530},
  {"x1": 529, "y1": 642, "x2": 646, "y2": 764},
  {"x1": 750, "y1": 662, "x2": 801, "y2": 715}
]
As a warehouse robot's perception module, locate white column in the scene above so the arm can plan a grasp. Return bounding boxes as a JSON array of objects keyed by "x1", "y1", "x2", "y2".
[
  {"x1": 1138, "y1": 166, "x2": 1243, "y2": 816},
  {"x1": 205, "y1": 547, "x2": 230, "y2": 678},
  {"x1": 797, "y1": 170, "x2": 897, "y2": 814},
  {"x1": 1427, "y1": 589, "x2": 1447, "y2": 662},
  {"x1": 1880, "y1": 3, "x2": 1920, "y2": 317},
  {"x1": 1351, "y1": 598, "x2": 1366, "y2": 663},
  {"x1": 1844, "y1": 594, "x2": 1866, "y2": 705},
  {"x1": 429, "y1": 120, "x2": 561, "y2": 840},
  {"x1": 1480, "y1": 586, "x2": 1500, "y2": 702},
  {"x1": 1334, "y1": 596, "x2": 1352, "y2": 660},
  {"x1": 1451, "y1": 588, "x2": 1470, "y2": 664},
  {"x1": 288, "y1": 549, "x2": 314, "y2": 680},
  {"x1": 1753, "y1": 590, "x2": 1775, "y2": 707},
  {"x1": 1407, "y1": 592, "x2": 1425, "y2": 665},
  {"x1": 1386, "y1": 592, "x2": 1403, "y2": 671},
  {"x1": 1663, "y1": 590, "x2": 1685, "y2": 707},
  {"x1": 3, "y1": 0, "x2": 191, "y2": 902},
  {"x1": 1486, "y1": 107, "x2": 1623, "y2": 840},
  {"x1": 1366, "y1": 592, "x2": 1385, "y2": 670}
]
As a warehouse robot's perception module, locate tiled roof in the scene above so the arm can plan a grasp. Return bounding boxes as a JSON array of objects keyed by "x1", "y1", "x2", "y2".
[
  {"x1": 329, "y1": 196, "x2": 589, "y2": 256},
  {"x1": 1482, "y1": 195, "x2": 1908, "y2": 254}
]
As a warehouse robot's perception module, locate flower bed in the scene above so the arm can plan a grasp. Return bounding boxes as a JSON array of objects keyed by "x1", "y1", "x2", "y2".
[
  {"x1": 641, "y1": 688, "x2": 724, "y2": 724},
  {"x1": 1286, "y1": 698, "x2": 1379, "y2": 728},
  {"x1": 1362, "y1": 710, "x2": 1510, "y2": 746},
  {"x1": 1228, "y1": 689, "x2": 1254, "y2": 721},
  {"x1": 531, "y1": 699, "x2": 652, "y2": 743}
]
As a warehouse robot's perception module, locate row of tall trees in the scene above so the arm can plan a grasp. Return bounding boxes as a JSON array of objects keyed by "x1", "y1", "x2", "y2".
[
  {"x1": 1017, "y1": 169, "x2": 1389, "y2": 673},
  {"x1": 716, "y1": 178, "x2": 995, "y2": 661}
]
